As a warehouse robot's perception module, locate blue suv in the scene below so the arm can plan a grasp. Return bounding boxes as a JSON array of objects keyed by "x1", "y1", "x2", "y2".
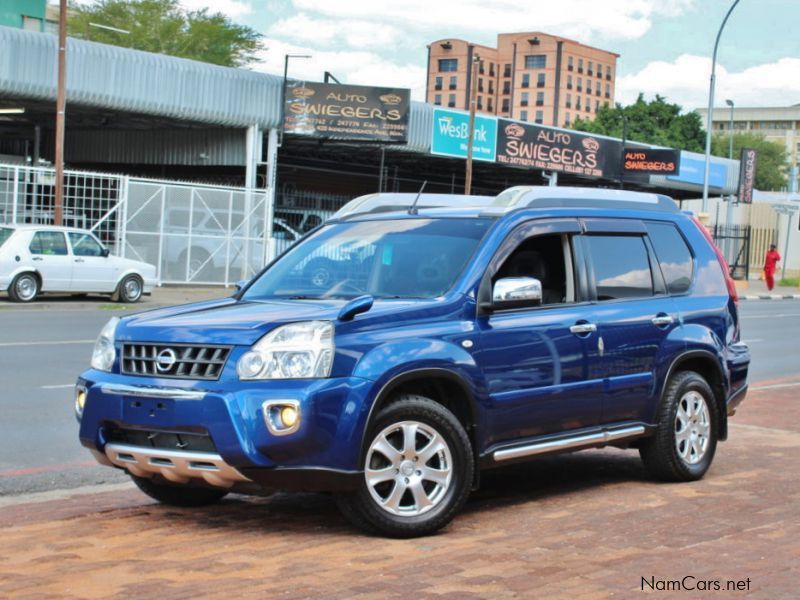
[{"x1": 76, "y1": 186, "x2": 750, "y2": 537}]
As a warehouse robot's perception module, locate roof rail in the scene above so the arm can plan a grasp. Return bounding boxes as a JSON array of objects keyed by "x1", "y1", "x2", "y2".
[
  {"x1": 331, "y1": 193, "x2": 496, "y2": 220},
  {"x1": 486, "y1": 186, "x2": 679, "y2": 214}
]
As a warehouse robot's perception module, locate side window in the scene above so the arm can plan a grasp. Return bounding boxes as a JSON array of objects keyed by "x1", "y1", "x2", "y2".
[
  {"x1": 68, "y1": 232, "x2": 105, "y2": 257},
  {"x1": 29, "y1": 231, "x2": 68, "y2": 256},
  {"x1": 494, "y1": 233, "x2": 572, "y2": 305},
  {"x1": 645, "y1": 222, "x2": 693, "y2": 294},
  {"x1": 585, "y1": 235, "x2": 653, "y2": 300}
]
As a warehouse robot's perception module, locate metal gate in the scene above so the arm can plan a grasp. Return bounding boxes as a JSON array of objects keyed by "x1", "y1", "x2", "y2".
[{"x1": 713, "y1": 224, "x2": 752, "y2": 280}]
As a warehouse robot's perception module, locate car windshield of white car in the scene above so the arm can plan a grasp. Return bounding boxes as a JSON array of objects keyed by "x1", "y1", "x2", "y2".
[{"x1": 244, "y1": 218, "x2": 493, "y2": 300}]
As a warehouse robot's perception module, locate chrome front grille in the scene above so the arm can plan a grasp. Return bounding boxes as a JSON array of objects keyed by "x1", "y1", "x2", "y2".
[{"x1": 121, "y1": 343, "x2": 231, "y2": 380}]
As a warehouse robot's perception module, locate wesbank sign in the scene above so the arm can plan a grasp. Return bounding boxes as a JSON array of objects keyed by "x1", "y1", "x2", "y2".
[{"x1": 431, "y1": 108, "x2": 497, "y2": 162}]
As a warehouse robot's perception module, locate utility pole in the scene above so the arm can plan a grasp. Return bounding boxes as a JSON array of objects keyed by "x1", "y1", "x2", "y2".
[
  {"x1": 464, "y1": 55, "x2": 480, "y2": 195},
  {"x1": 54, "y1": 0, "x2": 67, "y2": 226}
]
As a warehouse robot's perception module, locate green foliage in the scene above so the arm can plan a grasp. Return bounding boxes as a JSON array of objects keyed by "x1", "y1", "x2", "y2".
[
  {"x1": 779, "y1": 278, "x2": 799, "y2": 287},
  {"x1": 711, "y1": 131, "x2": 788, "y2": 191},
  {"x1": 68, "y1": 0, "x2": 262, "y2": 67},
  {"x1": 573, "y1": 94, "x2": 706, "y2": 152}
]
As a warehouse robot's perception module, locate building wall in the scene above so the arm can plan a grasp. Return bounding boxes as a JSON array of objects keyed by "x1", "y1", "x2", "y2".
[
  {"x1": 427, "y1": 31, "x2": 617, "y2": 128},
  {"x1": 697, "y1": 105, "x2": 800, "y2": 193},
  {"x1": 0, "y1": 0, "x2": 46, "y2": 31}
]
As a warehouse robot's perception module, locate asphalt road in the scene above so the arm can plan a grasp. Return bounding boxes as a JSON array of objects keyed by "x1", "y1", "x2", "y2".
[{"x1": 0, "y1": 298, "x2": 797, "y2": 497}]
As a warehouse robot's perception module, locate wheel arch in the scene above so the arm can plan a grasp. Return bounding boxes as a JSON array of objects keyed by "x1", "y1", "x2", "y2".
[{"x1": 663, "y1": 350, "x2": 728, "y2": 441}]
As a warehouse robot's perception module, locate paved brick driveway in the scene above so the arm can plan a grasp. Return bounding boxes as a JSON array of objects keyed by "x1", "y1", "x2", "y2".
[{"x1": 1, "y1": 380, "x2": 798, "y2": 599}]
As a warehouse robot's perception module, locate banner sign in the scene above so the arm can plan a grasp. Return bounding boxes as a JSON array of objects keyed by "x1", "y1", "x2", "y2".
[
  {"x1": 430, "y1": 108, "x2": 497, "y2": 162},
  {"x1": 495, "y1": 119, "x2": 621, "y2": 178},
  {"x1": 667, "y1": 156, "x2": 726, "y2": 188},
  {"x1": 737, "y1": 147, "x2": 758, "y2": 204},
  {"x1": 622, "y1": 147, "x2": 680, "y2": 175},
  {"x1": 284, "y1": 81, "x2": 410, "y2": 143}
]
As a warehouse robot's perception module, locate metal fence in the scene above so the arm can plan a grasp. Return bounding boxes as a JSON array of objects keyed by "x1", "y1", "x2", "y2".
[{"x1": 713, "y1": 224, "x2": 752, "y2": 280}]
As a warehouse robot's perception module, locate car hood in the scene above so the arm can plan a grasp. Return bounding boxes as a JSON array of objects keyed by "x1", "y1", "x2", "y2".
[{"x1": 115, "y1": 296, "x2": 448, "y2": 346}]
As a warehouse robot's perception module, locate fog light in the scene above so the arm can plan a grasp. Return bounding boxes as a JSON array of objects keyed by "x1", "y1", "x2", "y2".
[
  {"x1": 262, "y1": 400, "x2": 301, "y2": 436},
  {"x1": 75, "y1": 388, "x2": 87, "y2": 419}
]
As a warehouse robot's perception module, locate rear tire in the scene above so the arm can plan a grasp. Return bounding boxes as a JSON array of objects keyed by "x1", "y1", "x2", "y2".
[
  {"x1": 9, "y1": 272, "x2": 39, "y2": 302},
  {"x1": 336, "y1": 395, "x2": 474, "y2": 538},
  {"x1": 131, "y1": 475, "x2": 228, "y2": 507},
  {"x1": 639, "y1": 371, "x2": 718, "y2": 482}
]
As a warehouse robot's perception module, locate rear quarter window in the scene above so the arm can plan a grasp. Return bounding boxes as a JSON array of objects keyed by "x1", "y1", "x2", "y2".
[
  {"x1": 0, "y1": 227, "x2": 13, "y2": 247},
  {"x1": 646, "y1": 222, "x2": 693, "y2": 294}
]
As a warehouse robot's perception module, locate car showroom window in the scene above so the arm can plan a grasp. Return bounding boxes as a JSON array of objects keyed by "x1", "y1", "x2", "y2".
[
  {"x1": 29, "y1": 231, "x2": 68, "y2": 256},
  {"x1": 585, "y1": 235, "x2": 653, "y2": 300},
  {"x1": 68, "y1": 232, "x2": 104, "y2": 257},
  {"x1": 494, "y1": 233, "x2": 572, "y2": 305},
  {"x1": 645, "y1": 222, "x2": 694, "y2": 294}
]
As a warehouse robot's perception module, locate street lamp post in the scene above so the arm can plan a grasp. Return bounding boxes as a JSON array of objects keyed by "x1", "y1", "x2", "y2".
[
  {"x1": 725, "y1": 98, "x2": 734, "y2": 159},
  {"x1": 701, "y1": 0, "x2": 741, "y2": 214},
  {"x1": 54, "y1": 0, "x2": 67, "y2": 226},
  {"x1": 279, "y1": 54, "x2": 311, "y2": 148}
]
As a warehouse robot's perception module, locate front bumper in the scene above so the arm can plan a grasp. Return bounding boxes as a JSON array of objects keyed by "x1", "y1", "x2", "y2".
[{"x1": 77, "y1": 370, "x2": 374, "y2": 490}]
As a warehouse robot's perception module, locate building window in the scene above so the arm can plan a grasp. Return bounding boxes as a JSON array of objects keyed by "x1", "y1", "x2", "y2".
[
  {"x1": 595, "y1": 99, "x2": 600, "y2": 111},
  {"x1": 503, "y1": 81, "x2": 511, "y2": 95},
  {"x1": 434, "y1": 76, "x2": 442, "y2": 91},
  {"x1": 504, "y1": 64, "x2": 512, "y2": 77},
  {"x1": 567, "y1": 56, "x2": 574, "y2": 71},
  {"x1": 502, "y1": 98, "x2": 510, "y2": 112},
  {"x1": 586, "y1": 103, "x2": 591, "y2": 113},
  {"x1": 489, "y1": 63, "x2": 495, "y2": 77},
  {"x1": 535, "y1": 110, "x2": 544, "y2": 124},
  {"x1": 586, "y1": 80, "x2": 592, "y2": 94},
  {"x1": 576, "y1": 96, "x2": 582, "y2": 110},
  {"x1": 536, "y1": 91, "x2": 544, "y2": 106},
  {"x1": 488, "y1": 81, "x2": 494, "y2": 94},
  {"x1": 577, "y1": 77, "x2": 583, "y2": 92},
  {"x1": 479, "y1": 61, "x2": 485, "y2": 75},
  {"x1": 23, "y1": 16, "x2": 43, "y2": 31},
  {"x1": 521, "y1": 73, "x2": 530, "y2": 88},
  {"x1": 578, "y1": 58, "x2": 584, "y2": 73},
  {"x1": 520, "y1": 110, "x2": 528, "y2": 121},
  {"x1": 488, "y1": 98, "x2": 494, "y2": 112},
  {"x1": 565, "y1": 112, "x2": 571, "y2": 126},
  {"x1": 605, "y1": 83, "x2": 611, "y2": 98},
  {"x1": 448, "y1": 94, "x2": 456, "y2": 108},
  {"x1": 567, "y1": 74, "x2": 573, "y2": 89},
  {"x1": 537, "y1": 73, "x2": 545, "y2": 88},
  {"x1": 596, "y1": 88, "x2": 601, "y2": 97},
  {"x1": 434, "y1": 94, "x2": 441, "y2": 105},
  {"x1": 606, "y1": 65, "x2": 612, "y2": 80},
  {"x1": 596, "y1": 64, "x2": 603, "y2": 78},
  {"x1": 524, "y1": 54, "x2": 547, "y2": 69},
  {"x1": 566, "y1": 93, "x2": 572, "y2": 108},
  {"x1": 439, "y1": 58, "x2": 458, "y2": 72},
  {"x1": 520, "y1": 92, "x2": 529, "y2": 107},
  {"x1": 477, "y1": 96, "x2": 483, "y2": 110},
  {"x1": 449, "y1": 75, "x2": 457, "y2": 90},
  {"x1": 478, "y1": 78, "x2": 484, "y2": 92},
  {"x1": 588, "y1": 61, "x2": 594, "y2": 76}
]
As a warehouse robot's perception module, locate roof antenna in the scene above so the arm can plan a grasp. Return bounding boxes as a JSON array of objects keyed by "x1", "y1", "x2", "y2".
[{"x1": 408, "y1": 180, "x2": 428, "y2": 215}]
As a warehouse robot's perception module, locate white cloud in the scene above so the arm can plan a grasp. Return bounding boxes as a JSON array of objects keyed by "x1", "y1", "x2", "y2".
[
  {"x1": 616, "y1": 54, "x2": 800, "y2": 109},
  {"x1": 269, "y1": 13, "x2": 402, "y2": 49},
  {"x1": 180, "y1": 0, "x2": 253, "y2": 18},
  {"x1": 291, "y1": 0, "x2": 697, "y2": 42},
  {"x1": 254, "y1": 40, "x2": 427, "y2": 99}
]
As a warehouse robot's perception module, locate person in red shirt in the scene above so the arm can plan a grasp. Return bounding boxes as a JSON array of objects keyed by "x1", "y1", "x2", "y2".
[{"x1": 763, "y1": 244, "x2": 781, "y2": 291}]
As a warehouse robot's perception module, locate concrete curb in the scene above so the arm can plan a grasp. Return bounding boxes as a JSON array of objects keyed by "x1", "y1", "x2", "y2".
[{"x1": 740, "y1": 294, "x2": 800, "y2": 300}]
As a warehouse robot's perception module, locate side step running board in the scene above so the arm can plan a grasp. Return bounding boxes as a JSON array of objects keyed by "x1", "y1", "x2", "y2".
[{"x1": 493, "y1": 425, "x2": 646, "y2": 462}]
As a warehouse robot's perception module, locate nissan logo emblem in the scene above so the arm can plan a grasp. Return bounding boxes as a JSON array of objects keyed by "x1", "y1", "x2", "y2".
[{"x1": 156, "y1": 348, "x2": 178, "y2": 372}]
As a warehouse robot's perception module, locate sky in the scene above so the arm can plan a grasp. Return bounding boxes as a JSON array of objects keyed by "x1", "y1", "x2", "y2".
[{"x1": 163, "y1": 1, "x2": 800, "y2": 110}]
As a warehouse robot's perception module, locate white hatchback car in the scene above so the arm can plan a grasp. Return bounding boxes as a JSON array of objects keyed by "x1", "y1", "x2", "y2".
[{"x1": 0, "y1": 225, "x2": 158, "y2": 303}]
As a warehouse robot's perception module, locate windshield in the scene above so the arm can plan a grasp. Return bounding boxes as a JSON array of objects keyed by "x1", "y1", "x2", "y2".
[
  {"x1": 0, "y1": 227, "x2": 13, "y2": 247},
  {"x1": 244, "y1": 218, "x2": 492, "y2": 300}
]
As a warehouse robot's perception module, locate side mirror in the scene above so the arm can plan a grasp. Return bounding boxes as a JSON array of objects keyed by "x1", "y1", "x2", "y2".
[
  {"x1": 101, "y1": 248, "x2": 110, "y2": 257},
  {"x1": 234, "y1": 279, "x2": 249, "y2": 294},
  {"x1": 491, "y1": 277, "x2": 542, "y2": 310}
]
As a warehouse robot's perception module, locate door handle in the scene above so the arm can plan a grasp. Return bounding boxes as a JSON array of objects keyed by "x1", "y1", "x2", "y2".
[
  {"x1": 32, "y1": 257, "x2": 43, "y2": 261},
  {"x1": 651, "y1": 314, "x2": 674, "y2": 327},
  {"x1": 74, "y1": 258, "x2": 85, "y2": 263},
  {"x1": 570, "y1": 322, "x2": 597, "y2": 335}
]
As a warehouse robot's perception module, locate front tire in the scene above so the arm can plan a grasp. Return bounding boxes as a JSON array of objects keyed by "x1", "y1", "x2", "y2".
[
  {"x1": 131, "y1": 475, "x2": 228, "y2": 507},
  {"x1": 9, "y1": 272, "x2": 39, "y2": 302},
  {"x1": 639, "y1": 371, "x2": 718, "y2": 482},
  {"x1": 116, "y1": 275, "x2": 143, "y2": 303},
  {"x1": 336, "y1": 395, "x2": 474, "y2": 538}
]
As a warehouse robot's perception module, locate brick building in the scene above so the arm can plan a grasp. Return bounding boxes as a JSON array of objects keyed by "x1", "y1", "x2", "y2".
[{"x1": 426, "y1": 32, "x2": 618, "y2": 128}]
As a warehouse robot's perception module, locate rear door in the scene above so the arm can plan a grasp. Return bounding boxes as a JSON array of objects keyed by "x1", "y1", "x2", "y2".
[
  {"x1": 28, "y1": 230, "x2": 72, "y2": 291},
  {"x1": 577, "y1": 220, "x2": 680, "y2": 425},
  {"x1": 67, "y1": 231, "x2": 118, "y2": 292}
]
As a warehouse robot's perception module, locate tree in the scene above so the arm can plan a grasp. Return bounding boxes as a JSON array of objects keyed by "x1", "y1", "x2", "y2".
[
  {"x1": 68, "y1": 0, "x2": 263, "y2": 68},
  {"x1": 711, "y1": 132, "x2": 788, "y2": 191},
  {"x1": 573, "y1": 94, "x2": 706, "y2": 153}
]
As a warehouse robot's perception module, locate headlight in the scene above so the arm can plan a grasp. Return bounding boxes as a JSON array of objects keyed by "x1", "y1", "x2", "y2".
[
  {"x1": 91, "y1": 317, "x2": 119, "y2": 372},
  {"x1": 237, "y1": 321, "x2": 334, "y2": 380}
]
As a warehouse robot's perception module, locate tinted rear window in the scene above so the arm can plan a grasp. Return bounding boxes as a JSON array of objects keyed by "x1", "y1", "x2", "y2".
[
  {"x1": 586, "y1": 235, "x2": 653, "y2": 300},
  {"x1": 646, "y1": 222, "x2": 693, "y2": 294}
]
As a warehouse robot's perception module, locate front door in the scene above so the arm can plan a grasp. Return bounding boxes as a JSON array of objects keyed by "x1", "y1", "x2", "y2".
[
  {"x1": 28, "y1": 230, "x2": 72, "y2": 291},
  {"x1": 67, "y1": 231, "x2": 117, "y2": 292}
]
